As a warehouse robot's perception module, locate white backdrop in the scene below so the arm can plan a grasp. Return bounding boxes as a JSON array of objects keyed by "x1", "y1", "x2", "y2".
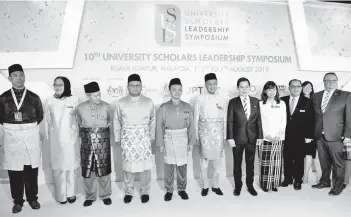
[{"x1": 0, "y1": 1, "x2": 351, "y2": 184}]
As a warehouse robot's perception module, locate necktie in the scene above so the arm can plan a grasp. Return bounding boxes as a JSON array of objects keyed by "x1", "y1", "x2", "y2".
[
  {"x1": 321, "y1": 91, "x2": 331, "y2": 113},
  {"x1": 290, "y1": 97, "x2": 296, "y2": 115},
  {"x1": 243, "y1": 97, "x2": 249, "y2": 120}
]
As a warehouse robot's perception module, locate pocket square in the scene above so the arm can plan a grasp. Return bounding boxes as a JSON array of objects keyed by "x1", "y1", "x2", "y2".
[{"x1": 300, "y1": 110, "x2": 305, "y2": 112}]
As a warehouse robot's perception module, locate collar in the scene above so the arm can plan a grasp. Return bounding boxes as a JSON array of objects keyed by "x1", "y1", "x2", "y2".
[
  {"x1": 324, "y1": 89, "x2": 336, "y2": 95},
  {"x1": 239, "y1": 95, "x2": 249, "y2": 101},
  {"x1": 12, "y1": 87, "x2": 25, "y2": 93},
  {"x1": 290, "y1": 95, "x2": 300, "y2": 101}
]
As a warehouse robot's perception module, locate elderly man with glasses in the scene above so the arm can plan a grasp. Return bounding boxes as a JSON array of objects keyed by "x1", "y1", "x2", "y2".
[
  {"x1": 280, "y1": 79, "x2": 314, "y2": 190},
  {"x1": 311, "y1": 72, "x2": 351, "y2": 196}
]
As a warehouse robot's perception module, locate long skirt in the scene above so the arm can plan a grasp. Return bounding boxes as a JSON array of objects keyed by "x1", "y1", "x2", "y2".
[{"x1": 258, "y1": 140, "x2": 284, "y2": 190}]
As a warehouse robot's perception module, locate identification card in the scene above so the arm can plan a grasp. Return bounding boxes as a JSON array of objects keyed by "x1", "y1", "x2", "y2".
[{"x1": 14, "y1": 111, "x2": 22, "y2": 122}]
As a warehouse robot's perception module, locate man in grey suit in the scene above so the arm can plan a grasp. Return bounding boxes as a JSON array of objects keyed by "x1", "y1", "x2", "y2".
[{"x1": 311, "y1": 72, "x2": 351, "y2": 196}]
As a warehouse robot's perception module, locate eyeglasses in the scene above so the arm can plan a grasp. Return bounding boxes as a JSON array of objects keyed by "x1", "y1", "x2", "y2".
[
  {"x1": 129, "y1": 84, "x2": 142, "y2": 88},
  {"x1": 323, "y1": 80, "x2": 338, "y2": 84},
  {"x1": 290, "y1": 86, "x2": 302, "y2": 89},
  {"x1": 53, "y1": 84, "x2": 64, "y2": 88}
]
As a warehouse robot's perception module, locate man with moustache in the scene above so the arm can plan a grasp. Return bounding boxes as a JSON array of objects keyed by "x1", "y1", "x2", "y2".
[
  {"x1": 311, "y1": 72, "x2": 351, "y2": 196},
  {"x1": 227, "y1": 77, "x2": 263, "y2": 196},
  {"x1": 281, "y1": 79, "x2": 314, "y2": 190},
  {"x1": 77, "y1": 81, "x2": 112, "y2": 206},
  {"x1": 114, "y1": 74, "x2": 156, "y2": 204},
  {"x1": 156, "y1": 78, "x2": 196, "y2": 201},
  {"x1": 0, "y1": 64, "x2": 43, "y2": 213},
  {"x1": 194, "y1": 73, "x2": 228, "y2": 196}
]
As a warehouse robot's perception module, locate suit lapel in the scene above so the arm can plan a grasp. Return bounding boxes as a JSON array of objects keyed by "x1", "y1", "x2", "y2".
[
  {"x1": 286, "y1": 96, "x2": 292, "y2": 117},
  {"x1": 237, "y1": 97, "x2": 247, "y2": 120},
  {"x1": 291, "y1": 96, "x2": 303, "y2": 116},
  {"x1": 316, "y1": 91, "x2": 324, "y2": 114},
  {"x1": 248, "y1": 97, "x2": 255, "y2": 121},
  {"x1": 325, "y1": 89, "x2": 339, "y2": 113}
]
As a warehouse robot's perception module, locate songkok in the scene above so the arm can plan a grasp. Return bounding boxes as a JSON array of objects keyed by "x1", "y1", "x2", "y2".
[
  {"x1": 169, "y1": 78, "x2": 182, "y2": 89},
  {"x1": 128, "y1": 74, "x2": 141, "y2": 83},
  {"x1": 8, "y1": 64, "x2": 24, "y2": 76},
  {"x1": 84, "y1": 81, "x2": 100, "y2": 93},
  {"x1": 205, "y1": 73, "x2": 217, "y2": 82}
]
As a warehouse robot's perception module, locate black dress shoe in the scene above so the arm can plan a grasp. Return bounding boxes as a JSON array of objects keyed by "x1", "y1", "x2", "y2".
[
  {"x1": 201, "y1": 188, "x2": 209, "y2": 196},
  {"x1": 294, "y1": 182, "x2": 302, "y2": 190},
  {"x1": 124, "y1": 195, "x2": 133, "y2": 204},
  {"x1": 164, "y1": 192, "x2": 173, "y2": 201},
  {"x1": 60, "y1": 201, "x2": 67, "y2": 204},
  {"x1": 281, "y1": 180, "x2": 293, "y2": 187},
  {"x1": 233, "y1": 188, "x2": 241, "y2": 196},
  {"x1": 312, "y1": 183, "x2": 331, "y2": 189},
  {"x1": 272, "y1": 187, "x2": 278, "y2": 192},
  {"x1": 141, "y1": 195, "x2": 149, "y2": 203},
  {"x1": 262, "y1": 187, "x2": 269, "y2": 192},
  {"x1": 83, "y1": 200, "x2": 93, "y2": 207},
  {"x1": 28, "y1": 200, "x2": 40, "y2": 209},
  {"x1": 12, "y1": 204, "x2": 23, "y2": 213},
  {"x1": 178, "y1": 191, "x2": 189, "y2": 200},
  {"x1": 212, "y1": 188, "x2": 223, "y2": 196},
  {"x1": 247, "y1": 188, "x2": 258, "y2": 196},
  {"x1": 103, "y1": 198, "x2": 112, "y2": 205},
  {"x1": 67, "y1": 196, "x2": 76, "y2": 204}
]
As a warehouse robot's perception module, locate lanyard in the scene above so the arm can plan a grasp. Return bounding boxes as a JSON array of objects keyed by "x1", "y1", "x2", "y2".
[{"x1": 11, "y1": 88, "x2": 27, "y2": 111}]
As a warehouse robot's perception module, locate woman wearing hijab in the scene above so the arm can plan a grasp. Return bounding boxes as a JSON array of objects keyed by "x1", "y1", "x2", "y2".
[{"x1": 44, "y1": 76, "x2": 80, "y2": 204}]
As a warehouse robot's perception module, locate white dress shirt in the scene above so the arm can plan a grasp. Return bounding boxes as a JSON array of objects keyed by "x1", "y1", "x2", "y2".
[
  {"x1": 289, "y1": 95, "x2": 299, "y2": 114},
  {"x1": 259, "y1": 100, "x2": 287, "y2": 141},
  {"x1": 240, "y1": 95, "x2": 251, "y2": 119},
  {"x1": 321, "y1": 89, "x2": 336, "y2": 110}
]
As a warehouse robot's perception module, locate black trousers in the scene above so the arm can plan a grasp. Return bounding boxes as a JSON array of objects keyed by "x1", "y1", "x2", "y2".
[
  {"x1": 283, "y1": 142, "x2": 305, "y2": 183},
  {"x1": 232, "y1": 143, "x2": 256, "y2": 189},
  {"x1": 8, "y1": 165, "x2": 39, "y2": 205},
  {"x1": 317, "y1": 136, "x2": 345, "y2": 189}
]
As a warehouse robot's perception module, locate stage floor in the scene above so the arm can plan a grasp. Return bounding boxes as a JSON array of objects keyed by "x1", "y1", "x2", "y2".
[{"x1": 0, "y1": 174, "x2": 350, "y2": 217}]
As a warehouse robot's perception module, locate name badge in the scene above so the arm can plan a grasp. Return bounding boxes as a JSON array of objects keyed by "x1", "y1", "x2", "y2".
[
  {"x1": 14, "y1": 111, "x2": 22, "y2": 122},
  {"x1": 300, "y1": 110, "x2": 305, "y2": 112}
]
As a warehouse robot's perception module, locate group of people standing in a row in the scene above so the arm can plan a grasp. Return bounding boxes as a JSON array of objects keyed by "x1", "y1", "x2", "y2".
[{"x1": 0, "y1": 64, "x2": 350, "y2": 214}]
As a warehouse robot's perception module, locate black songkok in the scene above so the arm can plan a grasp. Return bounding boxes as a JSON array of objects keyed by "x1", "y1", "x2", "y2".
[
  {"x1": 204, "y1": 73, "x2": 217, "y2": 82},
  {"x1": 8, "y1": 64, "x2": 24, "y2": 76},
  {"x1": 128, "y1": 74, "x2": 141, "y2": 83},
  {"x1": 84, "y1": 81, "x2": 100, "y2": 93},
  {"x1": 169, "y1": 78, "x2": 182, "y2": 89}
]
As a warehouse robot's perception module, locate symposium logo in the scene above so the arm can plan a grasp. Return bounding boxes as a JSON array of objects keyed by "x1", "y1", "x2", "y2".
[{"x1": 155, "y1": 5, "x2": 181, "y2": 46}]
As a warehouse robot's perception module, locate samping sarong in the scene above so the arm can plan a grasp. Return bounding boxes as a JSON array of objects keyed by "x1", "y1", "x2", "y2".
[
  {"x1": 198, "y1": 117, "x2": 224, "y2": 160},
  {"x1": 121, "y1": 125, "x2": 153, "y2": 173},
  {"x1": 164, "y1": 128, "x2": 188, "y2": 166},
  {"x1": 80, "y1": 127, "x2": 111, "y2": 178},
  {"x1": 3, "y1": 123, "x2": 41, "y2": 171}
]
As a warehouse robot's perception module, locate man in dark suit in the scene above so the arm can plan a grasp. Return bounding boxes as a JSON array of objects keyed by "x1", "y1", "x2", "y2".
[
  {"x1": 227, "y1": 77, "x2": 263, "y2": 196},
  {"x1": 281, "y1": 79, "x2": 314, "y2": 190},
  {"x1": 311, "y1": 72, "x2": 351, "y2": 196}
]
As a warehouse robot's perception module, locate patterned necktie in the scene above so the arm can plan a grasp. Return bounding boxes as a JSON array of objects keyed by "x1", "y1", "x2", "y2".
[
  {"x1": 321, "y1": 91, "x2": 331, "y2": 113},
  {"x1": 290, "y1": 97, "x2": 296, "y2": 115},
  {"x1": 243, "y1": 97, "x2": 249, "y2": 120}
]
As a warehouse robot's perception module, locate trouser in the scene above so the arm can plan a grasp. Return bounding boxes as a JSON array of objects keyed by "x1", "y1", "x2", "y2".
[
  {"x1": 283, "y1": 142, "x2": 305, "y2": 183},
  {"x1": 232, "y1": 143, "x2": 256, "y2": 189},
  {"x1": 200, "y1": 158, "x2": 221, "y2": 189},
  {"x1": 317, "y1": 137, "x2": 345, "y2": 190},
  {"x1": 164, "y1": 164, "x2": 187, "y2": 193},
  {"x1": 123, "y1": 170, "x2": 151, "y2": 195},
  {"x1": 53, "y1": 170, "x2": 76, "y2": 202},
  {"x1": 344, "y1": 161, "x2": 351, "y2": 185},
  {"x1": 8, "y1": 165, "x2": 38, "y2": 205},
  {"x1": 84, "y1": 172, "x2": 111, "y2": 200}
]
